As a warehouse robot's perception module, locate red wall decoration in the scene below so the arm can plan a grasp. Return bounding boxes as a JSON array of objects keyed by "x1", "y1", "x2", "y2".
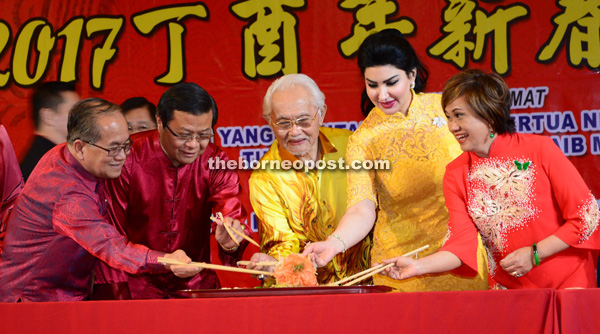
[{"x1": 1, "y1": 0, "x2": 598, "y2": 287}]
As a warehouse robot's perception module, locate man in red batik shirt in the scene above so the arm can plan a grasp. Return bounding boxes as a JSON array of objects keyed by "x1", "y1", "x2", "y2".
[
  {"x1": 0, "y1": 98, "x2": 201, "y2": 302},
  {"x1": 0, "y1": 122, "x2": 24, "y2": 247},
  {"x1": 93, "y1": 83, "x2": 249, "y2": 299}
]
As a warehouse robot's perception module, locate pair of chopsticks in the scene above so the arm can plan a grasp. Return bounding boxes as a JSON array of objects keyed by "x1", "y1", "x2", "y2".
[
  {"x1": 158, "y1": 257, "x2": 274, "y2": 276},
  {"x1": 329, "y1": 245, "x2": 430, "y2": 286},
  {"x1": 210, "y1": 213, "x2": 260, "y2": 248},
  {"x1": 237, "y1": 260, "x2": 278, "y2": 267}
]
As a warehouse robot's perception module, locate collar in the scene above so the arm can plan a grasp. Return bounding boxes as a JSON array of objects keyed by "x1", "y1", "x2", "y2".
[
  {"x1": 469, "y1": 133, "x2": 514, "y2": 160},
  {"x1": 150, "y1": 130, "x2": 189, "y2": 169},
  {"x1": 63, "y1": 144, "x2": 101, "y2": 192}
]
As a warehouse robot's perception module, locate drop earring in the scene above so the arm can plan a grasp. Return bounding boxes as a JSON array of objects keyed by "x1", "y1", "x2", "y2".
[
  {"x1": 490, "y1": 133, "x2": 495, "y2": 138},
  {"x1": 410, "y1": 82, "x2": 415, "y2": 89}
]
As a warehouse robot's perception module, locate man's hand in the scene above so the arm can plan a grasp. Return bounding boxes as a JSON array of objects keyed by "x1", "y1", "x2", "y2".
[
  {"x1": 214, "y1": 215, "x2": 245, "y2": 251},
  {"x1": 163, "y1": 249, "x2": 203, "y2": 278},
  {"x1": 246, "y1": 252, "x2": 277, "y2": 272}
]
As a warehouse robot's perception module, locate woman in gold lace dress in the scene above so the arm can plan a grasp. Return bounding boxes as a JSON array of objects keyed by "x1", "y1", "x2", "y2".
[{"x1": 304, "y1": 29, "x2": 489, "y2": 291}]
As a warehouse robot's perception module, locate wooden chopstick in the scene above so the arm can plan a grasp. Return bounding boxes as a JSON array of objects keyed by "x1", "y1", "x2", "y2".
[
  {"x1": 218, "y1": 212, "x2": 240, "y2": 246},
  {"x1": 211, "y1": 214, "x2": 261, "y2": 248},
  {"x1": 401, "y1": 245, "x2": 430, "y2": 258},
  {"x1": 237, "y1": 260, "x2": 278, "y2": 266},
  {"x1": 330, "y1": 244, "x2": 430, "y2": 286},
  {"x1": 327, "y1": 264, "x2": 384, "y2": 286},
  {"x1": 210, "y1": 215, "x2": 239, "y2": 246},
  {"x1": 158, "y1": 257, "x2": 274, "y2": 276},
  {"x1": 229, "y1": 226, "x2": 260, "y2": 248},
  {"x1": 342, "y1": 263, "x2": 395, "y2": 286}
]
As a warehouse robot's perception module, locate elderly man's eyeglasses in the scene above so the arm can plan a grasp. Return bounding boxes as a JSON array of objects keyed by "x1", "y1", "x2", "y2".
[
  {"x1": 82, "y1": 139, "x2": 132, "y2": 157},
  {"x1": 164, "y1": 124, "x2": 214, "y2": 143},
  {"x1": 271, "y1": 110, "x2": 320, "y2": 130}
]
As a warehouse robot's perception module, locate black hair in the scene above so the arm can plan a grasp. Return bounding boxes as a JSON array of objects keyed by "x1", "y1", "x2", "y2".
[
  {"x1": 357, "y1": 29, "x2": 429, "y2": 116},
  {"x1": 32, "y1": 81, "x2": 77, "y2": 129},
  {"x1": 120, "y1": 97, "x2": 157, "y2": 125},
  {"x1": 156, "y1": 83, "x2": 218, "y2": 127}
]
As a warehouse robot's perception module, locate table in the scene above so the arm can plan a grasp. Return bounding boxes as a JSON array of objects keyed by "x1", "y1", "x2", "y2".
[
  {"x1": 556, "y1": 288, "x2": 600, "y2": 334},
  {"x1": 0, "y1": 288, "x2": 574, "y2": 334}
]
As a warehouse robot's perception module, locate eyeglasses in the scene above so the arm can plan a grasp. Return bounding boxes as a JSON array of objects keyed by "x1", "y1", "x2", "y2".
[
  {"x1": 271, "y1": 110, "x2": 320, "y2": 130},
  {"x1": 164, "y1": 123, "x2": 214, "y2": 143},
  {"x1": 82, "y1": 139, "x2": 132, "y2": 157},
  {"x1": 128, "y1": 125, "x2": 157, "y2": 133}
]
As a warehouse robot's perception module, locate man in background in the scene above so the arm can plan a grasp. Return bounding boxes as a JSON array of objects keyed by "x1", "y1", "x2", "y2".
[
  {"x1": 20, "y1": 81, "x2": 80, "y2": 181},
  {"x1": 120, "y1": 97, "x2": 158, "y2": 134}
]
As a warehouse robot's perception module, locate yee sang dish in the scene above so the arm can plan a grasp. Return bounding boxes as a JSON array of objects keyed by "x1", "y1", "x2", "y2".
[{"x1": 273, "y1": 253, "x2": 318, "y2": 287}]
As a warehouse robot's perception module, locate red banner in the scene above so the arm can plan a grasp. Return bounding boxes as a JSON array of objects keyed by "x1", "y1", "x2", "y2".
[{"x1": 1, "y1": 0, "x2": 599, "y2": 287}]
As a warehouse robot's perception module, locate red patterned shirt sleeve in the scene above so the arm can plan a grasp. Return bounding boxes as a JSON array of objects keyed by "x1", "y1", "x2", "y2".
[
  {"x1": 0, "y1": 124, "x2": 24, "y2": 240},
  {"x1": 208, "y1": 148, "x2": 249, "y2": 265},
  {"x1": 51, "y1": 189, "x2": 161, "y2": 274}
]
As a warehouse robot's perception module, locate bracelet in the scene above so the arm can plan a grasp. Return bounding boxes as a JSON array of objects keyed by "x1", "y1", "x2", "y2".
[
  {"x1": 219, "y1": 243, "x2": 239, "y2": 253},
  {"x1": 532, "y1": 243, "x2": 540, "y2": 266},
  {"x1": 329, "y1": 234, "x2": 347, "y2": 253}
]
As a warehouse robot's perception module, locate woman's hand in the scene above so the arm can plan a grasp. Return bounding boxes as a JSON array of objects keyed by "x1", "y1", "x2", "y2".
[
  {"x1": 379, "y1": 256, "x2": 420, "y2": 280},
  {"x1": 499, "y1": 246, "x2": 534, "y2": 278},
  {"x1": 302, "y1": 239, "x2": 342, "y2": 267},
  {"x1": 380, "y1": 251, "x2": 461, "y2": 280}
]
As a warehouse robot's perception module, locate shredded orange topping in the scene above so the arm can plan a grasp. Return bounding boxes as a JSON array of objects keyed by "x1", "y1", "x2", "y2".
[{"x1": 273, "y1": 253, "x2": 318, "y2": 287}]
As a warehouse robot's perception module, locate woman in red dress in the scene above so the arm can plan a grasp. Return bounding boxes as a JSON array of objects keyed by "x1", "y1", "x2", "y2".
[{"x1": 380, "y1": 69, "x2": 600, "y2": 289}]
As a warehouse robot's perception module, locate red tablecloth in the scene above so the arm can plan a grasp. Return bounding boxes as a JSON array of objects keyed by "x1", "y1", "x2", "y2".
[
  {"x1": 556, "y1": 288, "x2": 600, "y2": 334},
  {"x1": 0, "y1": 288, "x2": 569, "y2": 334}
]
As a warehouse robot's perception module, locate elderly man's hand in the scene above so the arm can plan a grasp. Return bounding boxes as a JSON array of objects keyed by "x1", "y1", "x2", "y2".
[
  {"x1": 246, "y1": 252, "x2": 277, "y2": 280},
  {"x1": 163, "y1": 249, "x2": 203, "y2": 278}
]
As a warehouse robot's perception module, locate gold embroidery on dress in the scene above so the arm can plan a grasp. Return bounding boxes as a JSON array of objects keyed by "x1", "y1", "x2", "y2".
[
  {"x1": 468, "y1": 158, "x2": 538, "y2": 255},
  {"x1": 442, "y1": 225, "x2": 452, "y2": 245},
  {"x1": 486, "y1": 245, "x2": 497, "y2": 277},
  {"x1": 578, "y1": 194, "x2": 600, "y2": 242},
  {"x1": 347, "y1": 93, "x2": 488, "y2": 291}
]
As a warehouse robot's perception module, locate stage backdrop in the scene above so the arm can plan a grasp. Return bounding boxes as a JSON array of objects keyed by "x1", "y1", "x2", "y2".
[{"x1": 0, "y1": 0, "x2": 599, "y2": 288}]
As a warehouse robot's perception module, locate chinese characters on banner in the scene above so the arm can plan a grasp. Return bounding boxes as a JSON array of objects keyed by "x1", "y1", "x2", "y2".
[{"x1": 0, "y1": 0, "x2": 598, "y2": 288}]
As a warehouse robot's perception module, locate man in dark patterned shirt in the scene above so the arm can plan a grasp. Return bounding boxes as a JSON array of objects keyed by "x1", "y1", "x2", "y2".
[
  {"x1": 0, "y1": 122, "x2": 24, "y2": 247},
  {"x1": 0, "y1": 98, "x2": 200, "y2": 302}
]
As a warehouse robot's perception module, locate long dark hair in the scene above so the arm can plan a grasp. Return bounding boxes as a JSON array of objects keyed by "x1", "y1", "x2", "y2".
[{"x1": 357, "y1": 29, "x2": 429, "y2": 116}]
